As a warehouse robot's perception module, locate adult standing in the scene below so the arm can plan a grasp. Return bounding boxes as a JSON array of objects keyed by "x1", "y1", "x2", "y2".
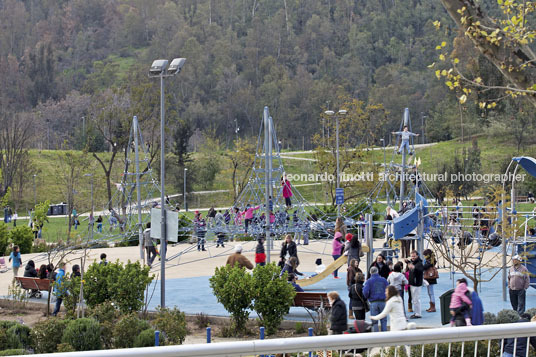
[
  {"x1": 407, "y1": 250, "x2": 424, "y2": 319},
  {"x1": 508, "y1": 254, "x2": 530, "y2": 314},
  {"x1": 52, "y1": 262, "x2": 67, "y2": 316},
  {"x1": 347, "y1": 258, "x2": 362, "y2": 319},
  {"x1": 331, "y1": 232, "x2": 344, "y2": 279},
  {"x1": 12, "y1": 212, "x2": 17, "y2": 227},
  {"x1": 387, "y1": 262, "x2": 409, "y2": 317},
  {"x1": 8, "y1": 245, "x2": 21, "y2": 279},
  {"x1": 349, "y1": 272, "x2": 367, "y2": 320},
  {"x1": 363, "y1": 266, "x2": 389, "y2": 332},
  {"x1": 422, "y1": 249, "x2": 438, "y2": 313},
  {"x1": 345, "y1": 234, "x2": 361, "y2": 266},
  {"x1": 371, "y1": 286, "x2": 413, "y2": 331},
  {"x1": 368, "y1": 254, "x2": 390, "y2": 280},
  {"x1": 226, "y1": 245, "x2": 253, "y2": 270},
  {"x1": 281, "y1": 174, "x2": 293, "y2": 209},
  {"x1": 143, "y1": 222, "x2": 157, "y2": 267},
  {"x1": 280, "y1": 234, "x2": 298, "y2": 267},
  {"x1": 327, "y1": 291, "x2": 348, "y2": 334}
]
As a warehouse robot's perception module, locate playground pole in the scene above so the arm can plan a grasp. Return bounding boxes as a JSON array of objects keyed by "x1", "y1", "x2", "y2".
[
  {"x1": 133, "y1": 116, "x2": 144, "y2": 261},
  {"x1": 264, "y1": 107, "x2": 271, "y2": 263},
  {"x1": 502, "y1": 192, "x2": 506, "y2": 301},
  {"x1": 365, "y1": 213, "x2": 373, "y2": 269}
]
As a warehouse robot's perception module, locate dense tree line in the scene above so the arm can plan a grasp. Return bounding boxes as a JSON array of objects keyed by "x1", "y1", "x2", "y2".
[{"x1": 0, "y1": 0, "x2": 535, "y2": 206}]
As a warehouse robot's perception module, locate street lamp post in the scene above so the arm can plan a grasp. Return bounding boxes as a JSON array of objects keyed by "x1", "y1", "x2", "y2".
[
  {"x1": 421, "y1": 112, "x2": 427, "y2": 144},
  {"x1": 324, "y1": 109, "x2": 347, "y2": 217},
  {"x1": 33, "y1": 174, "x2": 37, "y2": 207},
  {"x1": 184, "y1": 168, "x2": 188, "y2": 212},
  {"x1": 149, "y1": 57, "x2": 186, "y2": 309},
  {"x1": 380, "y1": 138, "x2": 387, "y2": 205}
]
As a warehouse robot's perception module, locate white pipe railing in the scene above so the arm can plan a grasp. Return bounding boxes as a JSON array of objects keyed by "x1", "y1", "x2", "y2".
[{"x1": 30, "y1": 323, "x2": 536, "y2": 357}]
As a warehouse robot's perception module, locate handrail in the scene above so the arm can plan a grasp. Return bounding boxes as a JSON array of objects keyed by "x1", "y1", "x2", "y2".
[{"x1": 30, "y1": 322, "x2": 536, "y2": 357}]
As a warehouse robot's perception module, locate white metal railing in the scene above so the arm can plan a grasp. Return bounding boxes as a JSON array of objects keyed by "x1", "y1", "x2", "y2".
[{"x1": 31, "y1": 322, "x2": 536, "y2": 357}]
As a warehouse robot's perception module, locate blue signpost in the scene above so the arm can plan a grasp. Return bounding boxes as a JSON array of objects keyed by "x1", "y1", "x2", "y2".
[{"x1": 335, "y1": 188, "x2": 344, "y2": 205}]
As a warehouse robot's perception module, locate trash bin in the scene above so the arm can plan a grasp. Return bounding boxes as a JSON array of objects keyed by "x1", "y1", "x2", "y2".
[
  {"x1": 439, "y1": 288, "x2": 454, "y2": 325},
  {"x1": 52, "y1": 205, "x2": 61, "y2": 216}
]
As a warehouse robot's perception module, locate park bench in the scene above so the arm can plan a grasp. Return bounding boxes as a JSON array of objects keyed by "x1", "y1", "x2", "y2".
[
  {"x1": 292, "y1": 292, "x2": 331, "y2": 311},
  {"x1": 15, "y1": 277, "x2": 52, "y2": 299},
  {"x1": 516, "y1": 195, "x2": 528, "y2": 203}
]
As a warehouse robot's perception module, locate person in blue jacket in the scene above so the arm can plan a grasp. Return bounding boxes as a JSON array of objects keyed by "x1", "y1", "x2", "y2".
[
  {"x1": 52, "y1": 262, "x2": 67, "y2": 316},
  {"x1": 9, "y1": 245, "x2": 22, "y2": 280},
  {"x1": 363, "y1": 266, "x2": 389, "y2": 332}
]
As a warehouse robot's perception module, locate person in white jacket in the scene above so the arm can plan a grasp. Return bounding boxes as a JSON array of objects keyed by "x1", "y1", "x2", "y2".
[
  {"x1": 371, "y1": 286, "x2": 416, "y2": 354},
  {"x1": 387, "y1": 262, "x2": 409, "y2": 317}
]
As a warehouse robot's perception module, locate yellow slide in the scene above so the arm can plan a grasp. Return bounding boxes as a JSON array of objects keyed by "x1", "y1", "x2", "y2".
[
  {"x1": 299, "y1": 254, "x2": 347, "y2": 287},
  {"x1": 298, "y1": 245, "x2": 369, "y2": 287}
]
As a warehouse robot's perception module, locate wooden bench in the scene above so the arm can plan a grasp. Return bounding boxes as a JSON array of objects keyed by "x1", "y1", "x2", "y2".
[
  {"x1": 15, "y1": 277, "x2": 52, "y2": 298},
  {"x1": 292, "y1": 292, "x2": 331, "y2": 310}
]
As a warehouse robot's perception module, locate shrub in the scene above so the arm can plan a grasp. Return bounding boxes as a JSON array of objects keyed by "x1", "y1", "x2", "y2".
[
  {"x1": 62, "y1": 318, "x2": 101, "y2": 351},
  {"x1": 31, "y1": 318, "x2": 68, "y2": 353},
  {"x1": 134, "y1": 328, "x2": 158, "y2": 347},
  {"x1": 252, "y1": 263, "x2": 296, "y2": 335},
  {"x1": 295, "y1": 322, "x2": 306, "y2": 334},
  {"x1": 87, "y1": 302, "x2": 120, "y2": 349},
  {"x1": 62, "y1": 276, "x2": 81, "y2": 318},
  {"x1": 84, "y1": 260, "x2": 153, "y2": 313},
  {"x1": 483, "y1": 312, "x2": 497, "y2": 325},
  {"x1": 525, "y1": 307, "x2": 536, "y2": 318},
  {"x1": 152, "y1": 307, "x2": 188, "y2": 345},
  {"x1": 0, "y1": 349, "x2": 28, "y2": 355},
  {"x1": 113, "y1": 314, "x2": 150, "y2": 349},
  {"x1": 56, "y1": 343, "x2": 75, "y2": 352},
  {"x1": 496, "y1": 309, "x2": 520, "y2": 324},
  {"x1": 0, "y1": 223, "x2": 8, "y2": 258},
  {"x1": 6, "y1": 323, "x2": 31, "y2": 350},
  {"x1": 8, "y1": 226, "x2": 33, "y2": 254},
  {"x1": 195, "y1": 313, "x2": 210, "y2": 328},
  {"x1": 210, "y1": 264, "x2": 254, "y2": 333}
]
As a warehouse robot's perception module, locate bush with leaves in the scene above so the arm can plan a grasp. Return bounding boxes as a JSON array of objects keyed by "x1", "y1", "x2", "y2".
[
  {"x1": 525, "y1": 307, "x2": 536, "y2": 319},
  {"x1": 87, "y1": 301, "x2": 120, "y2": 349},
  {"x1": 84, "y1": 260, "x2": 153, "y2": 313},
  {"x1": 0, "y1": 348, "x2": 28, "y2": 355},
  {"x1": 62, "y1": 318, "x2": 101, "y2": 351},
  {"x1": 210, "y1": 264, "x2": 254, "y2": 333},
  {"x1": 30, "y1": 318, "x2": 68, "y2": 353},
  {"x1": 152, "y1": 307, "x2": 188, "y2": 345},
  {"x1": 62, "y1": 276, "x2": 81, "y2": 318},
  {"x1": 252, "y1": 263, "x2": 296, "y2": 335},
  {"x1": 112, "y1": 314, "x2": 151, "y2": 349},
  {"x1": 134, "y1": 328, "x2": 159, "y2": 347},
  {"x1": 0, "y1": 320, "x2": 16, "y2": 350},
  {"x1": 0, "y1": 223, "x2": 8, "y2": 257},
  {"x1": 483, "y1": 312, "x2": 497, "y2": 325},
  {"x1": 8, "y1": 226, "x2": 33, "y2": 254},
  {"x1": 5, "y1": 323, "x2": 31, "y2": 350},
  {"x1": 496, "y1": 309, "x2": 520, "y2": 324}
]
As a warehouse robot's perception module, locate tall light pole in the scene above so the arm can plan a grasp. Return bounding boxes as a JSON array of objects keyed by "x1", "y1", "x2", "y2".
[
  {"x1": 33, "y1": 174, "x2": 37, "y2": 207},
  {"x1": 420, "y1": 112, "x2": 427, "y2": 144},
  {"x1": 324, "y1": 109, "x2": 347, "y2": 217},
  {"x1": 149, "y1": 57, "x2": 186, "y2": 308},
  {"x1": 380, "y1": 138, "x2": 387, "y2": 205},
  {"x1": 183, "y1": 167, "x2": 188, "y2": 212}
]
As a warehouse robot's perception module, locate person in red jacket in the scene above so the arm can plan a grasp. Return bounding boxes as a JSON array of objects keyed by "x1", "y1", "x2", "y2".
[
  {"x1": 281, "y1": 174, "x2": 293, "y2": 208},
  {"x1": 255, "y1": 236, "x2": 266, "y2": 266}
]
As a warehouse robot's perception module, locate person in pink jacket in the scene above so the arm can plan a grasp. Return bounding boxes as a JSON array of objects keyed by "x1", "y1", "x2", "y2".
[
  {"x1": 332, "y1": 231, "x2": 344, "y2": 279},
  {"x1": 281, "y1": 175, "x2": 293, "y2": 208},
  {"x1": 242, "y1": 204, "x2": 259, "y2": 234},
  {"x1": 449, "y1": 278, "x2": 473, "y2": 326}
]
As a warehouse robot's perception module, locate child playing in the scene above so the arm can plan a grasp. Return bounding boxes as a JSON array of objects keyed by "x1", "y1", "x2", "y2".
[
  {"x1": 449, "y1": 278, "x2": 473, "y2": 326},
  {"x1": 392, "y1": 126, "x2": 419, "y2": 155},
  {"x1": 255, "y1": 236, "x2": 266, "y2": 266}
]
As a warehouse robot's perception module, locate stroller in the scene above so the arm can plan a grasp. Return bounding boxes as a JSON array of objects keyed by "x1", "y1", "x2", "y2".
[{"x1": 343, "y1": 320, "x2": 372, "y2": 354}]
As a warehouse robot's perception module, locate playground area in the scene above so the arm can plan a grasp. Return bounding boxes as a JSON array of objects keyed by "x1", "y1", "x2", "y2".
[{"x1": 3, "y1": 106, "x2": 536, "y2": 336}]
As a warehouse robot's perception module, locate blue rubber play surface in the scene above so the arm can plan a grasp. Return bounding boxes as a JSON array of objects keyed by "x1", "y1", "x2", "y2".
[{"x1": 145, "y1": 268, "x2": 536, "y2": 327}]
